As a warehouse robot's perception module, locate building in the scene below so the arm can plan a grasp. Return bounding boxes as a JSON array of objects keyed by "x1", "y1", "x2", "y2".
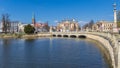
[
  {"x1": 34, "y1": 22, "x2": 49, "y2": 32},
  {"x1": 18, "y1": 14, "x2": 49, "y2": 33},
  {"x1": 0, "y1": 22, "x2": 2, "y2": 32},
  {"x1": 31, "y1": 14, "x2": 49, "y2": 32},
  {"x1": 10, "y1": 21, "x2": 19, "y2": 33},
  {"x1": 0, "y1": 21, "x2": 19, "y2": 33},
  {"x1": 92, "y1": 21, "x2": 113, "y2": 32},
  {"x1": 56, "y1": 19, "x2": 80, "y2": 32},
  {"x1": 18, "y1": 23, "x2": 28, "y2": 33}
]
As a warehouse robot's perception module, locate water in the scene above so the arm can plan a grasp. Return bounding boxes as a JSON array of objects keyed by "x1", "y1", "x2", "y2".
[{"x1": 0, "y1": 38, "x2": 109, "y2": 68}]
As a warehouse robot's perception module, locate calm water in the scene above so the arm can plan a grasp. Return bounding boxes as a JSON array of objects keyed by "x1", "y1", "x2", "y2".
[{"x1": 0, "y1": 38, "x2": 109, "y2": 68}]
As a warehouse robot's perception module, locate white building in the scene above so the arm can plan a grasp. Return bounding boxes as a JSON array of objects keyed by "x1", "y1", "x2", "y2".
[
  {"x1": 18, "y1": 23, "x2": 28, "y2": 33},
  {"x1": 0, "y1": 22, "x2": 2, "y2": 32}
]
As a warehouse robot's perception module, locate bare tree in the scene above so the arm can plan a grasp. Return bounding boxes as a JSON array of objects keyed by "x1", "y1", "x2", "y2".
[
  {"x1": 1, "y1": 14, "x2": 11, "y2": 33},
  {"x1": 88, "y1": 20, "x2": 94, "y2": 29}
]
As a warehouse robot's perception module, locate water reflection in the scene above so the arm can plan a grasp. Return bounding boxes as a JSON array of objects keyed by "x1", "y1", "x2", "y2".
[{"x1": 0, "y1": 38, "x2": 110, "y2": 68}]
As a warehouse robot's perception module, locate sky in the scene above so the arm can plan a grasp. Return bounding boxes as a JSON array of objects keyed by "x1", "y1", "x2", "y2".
[{"x1": 0, "y1": 0, "x2": 120, "y2": 26}]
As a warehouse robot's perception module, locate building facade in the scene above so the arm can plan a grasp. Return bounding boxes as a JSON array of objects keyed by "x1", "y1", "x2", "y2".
[
  {"x1": 0, "y1": 22, "x2": 2, "y2": 32},
  {"x1": 31, "y1": 14, "x2": 49, "y2": 32},
  {"x1": 0, "y1": 21, "x2": 19, "y2": 33},
  {"x1": 92, "y1": 21, "x2": 113, "y2": 32},
  {"x1": 34, "y1": 22, "x2": 49, "y2": 32},
  {"x1": 56, "y1": 19, "x2": 80, "y2": 32}
]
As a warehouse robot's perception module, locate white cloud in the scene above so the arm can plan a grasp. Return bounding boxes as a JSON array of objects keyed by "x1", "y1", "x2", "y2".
[{"x1": 54, "y1": 20, "x2": 58, "y2": 23}]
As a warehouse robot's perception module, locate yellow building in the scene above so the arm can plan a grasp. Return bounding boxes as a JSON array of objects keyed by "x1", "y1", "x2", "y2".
[{"x1": 92, "y1": 21, "x2": 113, "y2": 32}]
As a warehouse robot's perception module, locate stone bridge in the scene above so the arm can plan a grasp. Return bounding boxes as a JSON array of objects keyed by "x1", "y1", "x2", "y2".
[{"x1": 51, "y1": 32, "x2": 120, "y2": 68}]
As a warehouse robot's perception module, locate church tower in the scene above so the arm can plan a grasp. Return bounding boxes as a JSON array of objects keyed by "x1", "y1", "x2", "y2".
[{"x1": 32, "y1": 13, "x2": 36, "y2": 26}]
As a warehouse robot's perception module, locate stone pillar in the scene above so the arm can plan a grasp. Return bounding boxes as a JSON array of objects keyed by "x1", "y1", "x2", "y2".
[
  {"x1": 75, "y1": 23, "x2": 79, "y2": 32},
  {"x1": 50, "y1": 26, "x2": 52, "y2": 33},
  {"x1": 113, "y1": 3, "x2": 118, "y2": 33}
]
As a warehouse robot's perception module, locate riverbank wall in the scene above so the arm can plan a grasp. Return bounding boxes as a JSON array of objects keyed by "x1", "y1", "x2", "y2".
[
  {"x1": 86, "y1": 34, "x2": 115, "y2": 68},
  {"x1": 0, "y1": 33, "x2": 52, "y2": 39}
]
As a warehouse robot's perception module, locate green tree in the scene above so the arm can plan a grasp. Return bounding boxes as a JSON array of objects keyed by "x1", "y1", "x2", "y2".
[
  {"x1": 24, "y1": 24, "x2": 35, "y2": 34},
  {"x1": 117, "y1": 11, "x2": 120, "y2": 28},
  {"x1": 117, "y1": 21, "x2": 120, "y2": 28},
  {"x1": 117, "y1": 11, "x2": 120, "y2": 22}
]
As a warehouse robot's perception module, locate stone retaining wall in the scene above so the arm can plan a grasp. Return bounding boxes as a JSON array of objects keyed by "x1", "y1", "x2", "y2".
[{"x1": 87, "y1": 34, "x2": 116, "y2": 68}]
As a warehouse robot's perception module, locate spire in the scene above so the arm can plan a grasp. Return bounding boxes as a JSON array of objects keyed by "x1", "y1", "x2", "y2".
[{"x1": 32, "y1": 12, "x2": 36, "y2": 26}]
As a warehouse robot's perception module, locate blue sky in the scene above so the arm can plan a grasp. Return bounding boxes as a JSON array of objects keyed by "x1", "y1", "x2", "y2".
[{"x1": 0, "y1": 0, "x2": 119, "y2": 26}]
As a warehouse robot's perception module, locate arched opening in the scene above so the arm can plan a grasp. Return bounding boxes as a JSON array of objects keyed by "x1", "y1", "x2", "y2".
[
  {"x1": 53, "y1": 35, "x2": 56, "y2": 37},
  {"x1": 63, "y1": 35, "x2": 69, "y2": 38},
  {"x1": 70, "y1": 35, "x2": 77, "y2": 38},
  {"x1": 78, "y1": 35, "x2": 87, "y2": 38},
  {"x1": 57, "y1": 35, "x2": 62, "y2": 37}
]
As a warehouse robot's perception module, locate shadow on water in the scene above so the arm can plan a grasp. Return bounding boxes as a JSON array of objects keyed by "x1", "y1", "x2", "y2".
[
  {"x1": 24, "y1": 39, "x2": 36, "y2": 45},
  {"x1": 2, "y1": 39, "x2": 12, "y2": 46},
  {"x1": 84, "y1": 39, "x2": 113, "y2": 68}
]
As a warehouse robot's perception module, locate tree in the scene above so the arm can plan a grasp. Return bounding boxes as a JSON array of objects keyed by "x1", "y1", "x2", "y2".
[
  {"x1": 88, "y1": 20, "x2": 94, "y2": 29},
  {"x1": 83, "y1": 23, "x2": 88, "y2": 29},
  {"x1": 117, "y1": 21, "x2": 120, "y2": 28},
  {"x1": 82, "y1": 20, "x2": 94, "y2": 29},
  {"x1": 117, "y1": 11, "x2": 120, "y2": 22},
  {"x1": 24, "y1": 24, "x2": 35, "y2": 34},
  {"x1": 1, "y1": 14, "x2": 11, "y2": 33}
]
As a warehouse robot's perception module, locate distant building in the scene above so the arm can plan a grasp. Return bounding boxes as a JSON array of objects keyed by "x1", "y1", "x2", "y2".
[
  {"x1": 50, "y1": 26, "x2": 57, "y2": 32},
  {"x1": 34, "y1": 22, "x2": 49, "y2": 32},
  {"x1": 18, "y1": 22, "x2": 49, "y2": 33},
  {"x1": 92, "y1": 21, "x2": 113, "y2": 32},
  {"x1": 18, "y1": 23, "x2": 28, "y2": 33},
  {"x1": 0, "y1": 21, "x2": 19, "y2": 33},
  {"x1": 0, "y1": 22, "x2": 2, "y2": 32},
  {"x1": 31, "y1": 14, "x2": 49, "y2": 32},
  {"x1": 56, "y1": 19, "x2": 80, "y2": 32},
  {"x1": 10, "y1": 21, "x2": 19, "y2": 33}
]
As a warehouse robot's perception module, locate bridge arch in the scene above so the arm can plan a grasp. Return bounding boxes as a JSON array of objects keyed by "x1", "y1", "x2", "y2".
[
  {"x1": 63, "y1": 35, "x2": 69, "y2": 37},
  {"x1": 57, "y1": 35, "x2": 62, "y2": 37},
  {"x1": 70, "y1": 35, "x2": 77, "y2": 38},
  {"x1": 78, "y1": 35, "x2": 87, "y2": 38},
  {"x1": 53, "y1": 34, "x2": 56, "y2": 37}
]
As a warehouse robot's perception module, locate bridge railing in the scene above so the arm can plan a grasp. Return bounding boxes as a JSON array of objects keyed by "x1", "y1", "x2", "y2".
[{"x1": 52, "y1": 32, "x2": 118, "y2": 48}]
